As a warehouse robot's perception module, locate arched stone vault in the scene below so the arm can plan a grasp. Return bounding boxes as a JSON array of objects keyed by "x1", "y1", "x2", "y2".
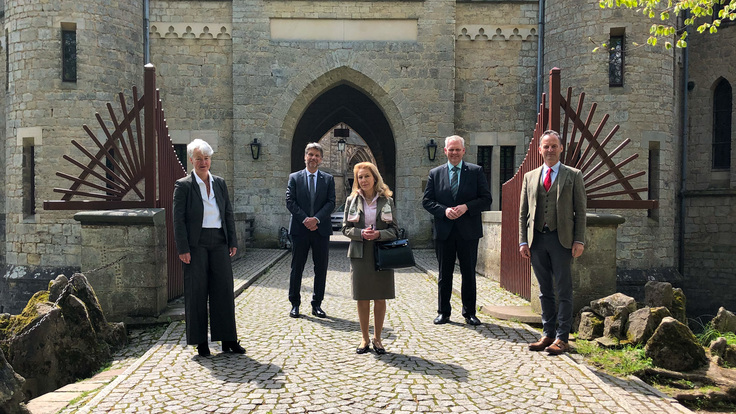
[{"x1": 267, "y1": 57, "x2": 419, "y2": 193}]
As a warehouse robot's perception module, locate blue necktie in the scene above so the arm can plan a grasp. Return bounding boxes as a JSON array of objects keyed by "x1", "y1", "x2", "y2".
[{"x1": 451, "y1": 166, "x2": 459, "y2": 199}]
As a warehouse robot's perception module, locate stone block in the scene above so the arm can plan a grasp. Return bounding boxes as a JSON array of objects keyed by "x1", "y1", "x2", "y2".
[
  {"x1": 626, "y1": 306, "x2": 671, "y2": 345},
  {"x1": 74, "y1": 209, "x2": 167, "y2": 321},
  {"x1": 644, "y1": 281, "x2": 673, "y2": 308},
  {"x1": 645, "y1": 317, "x2": 707, "y2": 372},
  {"x1": 591, "y1": 292, "x2": 637, "y2": 318},
  {"x1": 577, "y1": 311, "x2": 604, "y2": 341},
  {"x1": 712, "y1": 307, "x2": 736, "y2": 334}
]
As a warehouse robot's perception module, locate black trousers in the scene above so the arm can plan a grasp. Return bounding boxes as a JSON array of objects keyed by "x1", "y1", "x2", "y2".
[
  {"x1": 289, "y1": 231, "x2": 329, "y2": 308},
  {"x1": 183, "y1": 228, "x2": 237, "y2": 345},
  {"x1": 435, "y1": 229, "x2": 478, "y2": 318}
]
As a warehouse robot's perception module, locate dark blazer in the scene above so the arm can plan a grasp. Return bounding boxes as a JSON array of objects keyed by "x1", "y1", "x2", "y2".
[
  {"x1": 422, "y1": 162, "x2": 492, "y2": 240},
  {"x1": 519, "y1": 163, "x2": 586, "y2": 249},
  {"x1": 286, "y1": 169, "x2": 336, "y2": 238},
  {"x1": 341, "y1": 195, "x2": 399, "y2": 259},
  {"x1": 173, "y1": 171, "x2": 238, "y2": 255}
]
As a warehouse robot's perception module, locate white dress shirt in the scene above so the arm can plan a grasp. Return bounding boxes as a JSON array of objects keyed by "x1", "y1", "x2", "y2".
[{"x1": 194, "y1": 171, "x2": 222, "y2": 229}]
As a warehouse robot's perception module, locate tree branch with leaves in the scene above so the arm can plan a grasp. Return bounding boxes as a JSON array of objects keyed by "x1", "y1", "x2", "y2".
[{"x1": 596, "y1": 0, "x2": 735, "y2": 49}]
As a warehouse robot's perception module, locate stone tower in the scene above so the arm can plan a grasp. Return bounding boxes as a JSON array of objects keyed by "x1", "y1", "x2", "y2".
[
  {"x1": 1, "y1": 0, "x2": 144, "y2": 307},
  {"x1": 543, "y1": 0, "x2": 680, "y2": 276}
]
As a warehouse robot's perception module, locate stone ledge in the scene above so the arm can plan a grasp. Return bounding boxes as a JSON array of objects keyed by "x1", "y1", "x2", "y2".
[
  {"x1": 481, "y1": 305, "x2": 541, "y2": 324},
  {"x1": 74, "y1": 209, "x2": 165, "y2": 226}
]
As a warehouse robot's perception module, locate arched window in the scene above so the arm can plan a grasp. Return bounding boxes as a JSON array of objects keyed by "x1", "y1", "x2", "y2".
[{"x1": 713, "y1": 79, "x2": 732, "y2": 170}]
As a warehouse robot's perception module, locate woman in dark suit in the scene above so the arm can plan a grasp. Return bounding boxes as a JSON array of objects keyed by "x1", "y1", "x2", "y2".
[
  {"x1": 173, "y1": 139, "x2": 244, "y2": 357},
  {"x1": 342, "y1": 162, "x2": 399, "y2": 355}
]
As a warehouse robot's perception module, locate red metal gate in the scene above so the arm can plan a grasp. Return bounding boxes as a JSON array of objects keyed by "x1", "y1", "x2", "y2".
[
  {"x1": 44, "y1": 65, "x2": 187, "y2": 300},
  {"x1": 499, "y1": 68, "x2": 657, "y2": 300}
]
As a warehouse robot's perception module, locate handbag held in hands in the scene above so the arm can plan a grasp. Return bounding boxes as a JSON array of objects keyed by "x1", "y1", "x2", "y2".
[{"x1": 374, "y1": 238, "x2": 416, "y2": 271}]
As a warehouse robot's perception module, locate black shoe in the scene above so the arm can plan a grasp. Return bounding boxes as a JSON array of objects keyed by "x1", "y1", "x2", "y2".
[
  {"x1": 312, "y1": 306, "x2": 327, "y2": 318},
  {"x1": 433, "y1": 314, "x2": 450, "y2": 324},
  {"x1": 356, "y1": 344, "x2": 371, "y2": 354},
  {"x1": 197, "y1": 343, "x2": 211, "y2": 357},
  {"x1": 289, "y1": 305, "x2": 300, "y2": 318},
  {"x1": 465, "y1": 315, "x2": 481, "y2": 326},
  {"x1": 222, "y1": 340, "x2": 246, "y2": 354},
  {"x1": 372, "y1": 338, "x2": 386, "y2": 355}
]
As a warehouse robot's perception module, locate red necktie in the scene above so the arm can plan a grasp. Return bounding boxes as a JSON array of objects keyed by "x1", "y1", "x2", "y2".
[{"x1": 544, "y1": 168, "x2": 552, "y2": 192}]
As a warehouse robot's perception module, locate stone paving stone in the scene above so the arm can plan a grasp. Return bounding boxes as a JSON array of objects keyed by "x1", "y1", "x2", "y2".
[{"x1": 58, "y1": 246, "x2": 693, "y2": 413}]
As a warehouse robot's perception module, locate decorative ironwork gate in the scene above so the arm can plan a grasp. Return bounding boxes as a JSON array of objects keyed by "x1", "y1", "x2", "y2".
[
  {"x1": 500, "y1": 68, "x2": 658, "y2": 300},
  {"x1": 44, "y1": 64, "x2": 187, "y2": 300}
]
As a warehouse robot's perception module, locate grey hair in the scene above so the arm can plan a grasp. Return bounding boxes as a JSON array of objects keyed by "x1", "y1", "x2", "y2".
[
  {"x1": 187, "y1": 139, "x2": 214, "y2": 158},
  {"x1": 444, "y1": 135, "x2": 465, "y2": 149},
  {"x1": 304, "y1": 142, "x2": 324, "y2": 157}
]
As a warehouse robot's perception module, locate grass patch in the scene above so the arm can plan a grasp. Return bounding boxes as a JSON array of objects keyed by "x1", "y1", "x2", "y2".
[
  {"x1": 68, "y1": 390, "x2": 94, "y2": 406},
  {"x1": 574, "y1": 340, "x2": 653, "y2": 377},
  {"x1": 694, "y1": 321, "x2": 736, "y2": 347}
]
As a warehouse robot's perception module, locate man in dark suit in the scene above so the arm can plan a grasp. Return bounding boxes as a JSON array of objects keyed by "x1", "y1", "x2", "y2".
[
  {"x1": 519, "y1": 130, "x2": 586, "y2": 355},
  {"x1": 286, "y1": 142, "x2": 336, "y2": 318},
  {"x1": 423, "y1": 135, "x2": 492, "y2": 326},
  {"x1": 173, "y1": 139, "x2": 244, "y2": 357}
]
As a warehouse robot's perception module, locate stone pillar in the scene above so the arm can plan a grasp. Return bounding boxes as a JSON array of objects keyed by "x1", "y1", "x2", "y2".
[
  {"x1": 234, "y1": 212, "x2": 249, "y2": 257},
  {"x1": 531, "y1": 213, "x2": 625, "y2": 315},
  {"x1": 477, "y1": 211, "x2": 502, "y2": 282},
  {"x1": 74, "y1": 209, "x2": 167, "y2": 322}
]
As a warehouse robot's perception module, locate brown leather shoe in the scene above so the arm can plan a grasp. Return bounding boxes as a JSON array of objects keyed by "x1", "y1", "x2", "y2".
[
  {"x1": 528, "y1": 336, "x2": 555, "y2": 351},
  {"x1": 545, "y1": 339, "x2": 569, "y2": 355}
]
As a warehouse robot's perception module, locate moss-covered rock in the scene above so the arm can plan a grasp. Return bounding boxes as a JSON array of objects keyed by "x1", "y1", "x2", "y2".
[
  {"x1": 671, "y1": 288, "x2": 688, "y2": 326},
  {"x1": 577, "y1": 311, "x2": 604, "y2": 340},
  {"x1": 645, "y1": 316, "x2": 707, "y2": 372},
  {"x1": 3, "y1": 273, "x2": 126, "y2": 400},
  {"x1": 626, "y1": 306, "x2": 671, "y2": 345}
]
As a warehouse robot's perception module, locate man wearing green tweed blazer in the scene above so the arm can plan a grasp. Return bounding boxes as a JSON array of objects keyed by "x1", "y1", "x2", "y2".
[{"x1": 519, "y1": 130, "x2": 587, "y2": 355}]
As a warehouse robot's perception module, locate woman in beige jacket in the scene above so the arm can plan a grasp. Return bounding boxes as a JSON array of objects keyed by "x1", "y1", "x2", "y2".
[{"x1": 342, "y1": 162, "x2": 399, "y2": 354}]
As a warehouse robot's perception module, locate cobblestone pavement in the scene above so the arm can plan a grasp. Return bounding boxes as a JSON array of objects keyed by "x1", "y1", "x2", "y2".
[{"x1": 61, "y1": 246, "x2": 688, "y2": 414}]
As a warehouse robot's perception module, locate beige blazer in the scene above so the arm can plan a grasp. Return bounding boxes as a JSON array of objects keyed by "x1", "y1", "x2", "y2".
[
  {"x1": 341, "y1": 194, "x2": 399, "y2": 259},
  {"x1": 518, "y1": 163, "x2": 587, "y2": 249}
]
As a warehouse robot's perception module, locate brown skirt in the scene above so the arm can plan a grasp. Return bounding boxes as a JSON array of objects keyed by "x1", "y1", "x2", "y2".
[{"x1": 350, "y1": 240, "x2": 395, "y2": 300}]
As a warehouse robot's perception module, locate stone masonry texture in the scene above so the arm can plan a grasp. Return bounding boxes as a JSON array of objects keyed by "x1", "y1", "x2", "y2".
[{"x1": 0, "y1": 0, "x2": 734, "y2": 316}]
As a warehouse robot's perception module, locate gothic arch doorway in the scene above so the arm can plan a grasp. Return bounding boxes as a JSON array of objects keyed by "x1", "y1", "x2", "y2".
[{"x1": 290, "y1": 84, "x2": 396, "y2": 204}]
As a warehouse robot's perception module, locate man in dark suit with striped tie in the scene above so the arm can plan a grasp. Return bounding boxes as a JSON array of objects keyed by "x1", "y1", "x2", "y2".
[
  {"x1": 286, "y1": 142, "x2": 336, "y2": 319},
  {"x1": 423, "y1": 135, "x2": 492, "y2": 326}
]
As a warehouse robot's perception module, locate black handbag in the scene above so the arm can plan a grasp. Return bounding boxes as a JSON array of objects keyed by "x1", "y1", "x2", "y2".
[{"x1": 374, "y1": 238, "x2": 416, "y2": 271}]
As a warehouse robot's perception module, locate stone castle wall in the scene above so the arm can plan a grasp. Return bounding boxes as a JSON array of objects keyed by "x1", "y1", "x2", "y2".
[
  {"x1": 3, "y1": 0, "x2": 143, "y2": 270},
  {"x1": 149, "y1": 0, "x2": 234, "y2": 185},
  {"x1": 0, "y1": 0, "x2": 731, "y2": 316},
  {"x1": 455, "y1": 1, "x2": 539, "y2": 210},
  {"x1": 231, "y1": 0, "x2": 456, "y2": 245},
  {"x1": 682, "y1": 25, "x2": 736, "y2": 317},
  {"x1": 0, "y1": 0, "x2": 143, "y2": 312},
  {"x1": 543, "y1": 0, "x2": 679, "y2": 271}
]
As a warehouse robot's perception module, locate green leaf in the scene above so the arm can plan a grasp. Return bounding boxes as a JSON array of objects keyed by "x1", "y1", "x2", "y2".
[
  {"x1": 665, "y1": 41, "x2": 673, "y2": 49},
  {"x1": 661, "y1": 11, "x2": 670, "y2": 19},
  {"x1": 676, "y1": 39, "x2": 688, "y2": 48},
  {"x1": 593, "y1": 47, "x2": 600, "y2": 52}
]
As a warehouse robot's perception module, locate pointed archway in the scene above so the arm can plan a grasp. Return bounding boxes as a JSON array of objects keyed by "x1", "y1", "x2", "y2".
[{"x1": 290, "y1": 84, "x2": 396, "y2": 191}]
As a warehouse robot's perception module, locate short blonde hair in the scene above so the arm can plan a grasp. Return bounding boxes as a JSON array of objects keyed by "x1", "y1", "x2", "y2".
[{"x1": 350, "y1": 162, "x2": 393, "y2": 198}]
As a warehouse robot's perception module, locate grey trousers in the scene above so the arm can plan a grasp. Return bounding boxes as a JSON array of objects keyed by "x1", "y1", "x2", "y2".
[{"x1": 530, "y1": 230, "x2": 573, "y2": 342}]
